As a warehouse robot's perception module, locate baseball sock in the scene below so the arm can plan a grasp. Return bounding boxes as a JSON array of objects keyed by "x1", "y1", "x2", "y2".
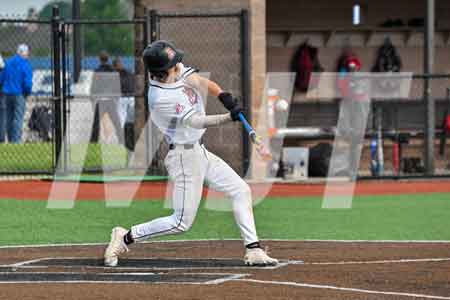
[
  {"x1": 245, "y1": 242, "x2": 261, "y2": 249},
  {"x1": 123, "y1": 231, "x2": 134, "y2": 245}
]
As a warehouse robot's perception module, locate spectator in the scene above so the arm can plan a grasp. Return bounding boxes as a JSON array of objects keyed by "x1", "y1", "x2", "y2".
[
  {"x1": 112, "y1": 57, "x2": 134, "y2": 98},
  {"x1": 0, "y1": 52, "x2": 4, "y2": 99},
  {"x1": 96, "y1": 50, "x2": 115, "y2": 72},
  {"x1": 113, "y1": 57, "x2": 135, "y2": 151},
  {"x1": 0, "y1": 53, "x2": 4, "y2": 128},
  {"x1": 0, "y1": 44, "x2": 33, "y2": 143},
  {"x1": 90, "y1": 50, "x2": 123, "y2": 144}
]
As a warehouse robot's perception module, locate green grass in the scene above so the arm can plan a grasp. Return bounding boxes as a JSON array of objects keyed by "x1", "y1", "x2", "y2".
[
  {"x1": 0, "y1": 143, "x2": 128, "y2": 171},
  {"x1": 0, "y1": 193, "x2": 449, "y2": 245}
]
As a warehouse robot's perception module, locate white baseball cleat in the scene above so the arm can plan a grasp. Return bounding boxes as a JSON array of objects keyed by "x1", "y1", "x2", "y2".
[
  {"x1": 244, "y1": 248, "x2": 278, "y2": 266},
  {"x1": 104, "y1": 227, "x2": 129, "y2": 267}
]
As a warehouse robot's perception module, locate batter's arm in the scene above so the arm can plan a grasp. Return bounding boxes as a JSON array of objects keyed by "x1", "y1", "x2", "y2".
[
  {"x1": 182, "y1": 112, "x2": 231, "y2": 129},
  {"x1": 184, "y1": 72, "x2": 223, "y2": 97},
  {"x1": 184, "y1": 72, "x2": 238, "y2": 115}
]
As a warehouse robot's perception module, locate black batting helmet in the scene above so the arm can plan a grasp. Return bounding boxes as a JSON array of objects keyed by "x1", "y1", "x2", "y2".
[{"x1": 142, "y1": 40, "x2": 184, "y2": 72}]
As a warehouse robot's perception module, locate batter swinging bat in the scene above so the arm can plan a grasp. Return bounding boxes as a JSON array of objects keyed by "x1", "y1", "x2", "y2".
[{"x1": 238, "y1": 112, "x2": 272, "y2": 161}]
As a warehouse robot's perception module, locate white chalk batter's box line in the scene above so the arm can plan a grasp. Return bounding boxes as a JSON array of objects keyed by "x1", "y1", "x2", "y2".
[
  {"x1": 233, "y1": 279, "x2": 450, "y2": 300},
  {"x1": 0, "y1": 271, "x2": 248, "y2": 285},
  {"x1": 4, "y1": 257, "x2": 298, "y2": 270},
  {"x1": 2, "y1": 259, "x2": 450, "y2": 297}
]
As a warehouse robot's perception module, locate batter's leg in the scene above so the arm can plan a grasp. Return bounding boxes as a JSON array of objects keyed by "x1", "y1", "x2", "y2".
[
  {"x1": 104, "y1": 147, "x2": 207, "y2": 266},
  {"x1": 131, "y1": 148, "x2": 206, "y2": 241},
  {"x1": 203, "y1": 147, "x2": 258, "y2": 246}
]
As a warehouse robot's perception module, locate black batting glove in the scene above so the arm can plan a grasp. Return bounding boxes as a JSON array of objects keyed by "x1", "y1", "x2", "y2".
[
  {"x1": 218, "y1": 92, "x2": 237, "y2": 111},
  {"x1": 230, "y1": 105, "x2": 243, "y2": 122}
]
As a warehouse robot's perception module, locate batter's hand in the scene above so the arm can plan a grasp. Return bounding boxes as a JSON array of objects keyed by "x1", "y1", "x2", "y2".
[
  {"x1": 218, "y1": 92, "x2": 237, "y2": 111},
  {"x1": 230, "y1": 105, "x2": 243, "y2": 121}
]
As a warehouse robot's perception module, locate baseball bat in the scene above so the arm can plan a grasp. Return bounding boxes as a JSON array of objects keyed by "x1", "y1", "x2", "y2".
[
  {"x1": 239, "y1": 112, "x2": 258, "y2": 143},
  {"x1": 238, "y1": 112, "x2": 272, "y2": 160}
]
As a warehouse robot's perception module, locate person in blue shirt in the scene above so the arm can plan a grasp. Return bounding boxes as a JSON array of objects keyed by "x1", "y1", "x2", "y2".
[{"x1": 0, "y1": 44, "x2": 33, "y2": 143}]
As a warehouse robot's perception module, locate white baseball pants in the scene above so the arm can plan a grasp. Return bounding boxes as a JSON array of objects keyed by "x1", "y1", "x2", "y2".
[{"x1": 130, "y1": 143, "x2": 259, "y2": 245}]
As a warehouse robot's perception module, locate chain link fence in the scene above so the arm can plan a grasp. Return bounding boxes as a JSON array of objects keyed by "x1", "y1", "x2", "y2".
[
  {"x1": 61, "y1": 21, "x2": 140, "y2": 173},
  {"x1": 0, "y1": 16, "x2": 54, "y2": 174},
  {"x1": 0, "y1": 11, "x2": 249, "y2": 176},
  {"x1": 155, "y1": 12, "x2": 247, "y2": 175}
]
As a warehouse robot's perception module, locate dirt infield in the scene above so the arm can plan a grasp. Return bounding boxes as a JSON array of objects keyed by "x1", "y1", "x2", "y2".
[
  {"x1": 0, "y1": 240, "x2": 449, "y2": 300},
  {"x1": 1, "y1": 179, "x2": 450, "y2": 201}
]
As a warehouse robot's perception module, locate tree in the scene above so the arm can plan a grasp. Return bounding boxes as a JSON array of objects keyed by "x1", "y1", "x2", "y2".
[
  {"x1": 81, "y1": 0, "x2": 133, "y2": 56},
  {"x1": 38, "y1": 1, "x2": 72, "y2": 19},
  {"x1": 38, "y1": 0, "x2": 133, "y2": 56}
]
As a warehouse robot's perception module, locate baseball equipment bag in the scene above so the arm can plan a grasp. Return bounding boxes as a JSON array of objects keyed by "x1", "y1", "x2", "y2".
[{"x1": 28, "y1": 105, "x2": 53, "y2": 141}]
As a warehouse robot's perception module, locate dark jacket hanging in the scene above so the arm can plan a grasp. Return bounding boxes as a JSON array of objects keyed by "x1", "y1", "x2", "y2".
[{"x1": 290, "y1": 42, "x2": 324, "y2": 92}]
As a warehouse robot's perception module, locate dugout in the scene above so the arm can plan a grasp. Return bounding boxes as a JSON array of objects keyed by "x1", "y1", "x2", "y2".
[
  {"x1": 137, "y1": 0, "x2": 449, "y2": 178},
  {"x1": 266, "y1": 0, "x2": 450, "y2": 177}
]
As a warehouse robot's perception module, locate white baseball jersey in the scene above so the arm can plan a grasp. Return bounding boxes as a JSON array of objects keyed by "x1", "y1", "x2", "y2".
[{"x1": 148, "y1": 63, "x2": 205, "y2": 144}]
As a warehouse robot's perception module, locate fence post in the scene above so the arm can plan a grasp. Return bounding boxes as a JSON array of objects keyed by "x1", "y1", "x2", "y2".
[
  {"x1": 148, "y1": 9, "x2": 163, "y2": 174},
  {"x1": 51, "y1": 5, "x2": 63, "y2": 174},
  {"x1": 144, "y1": 9, "x2": 150, "y2": 167},
  {"x1": 61, "y1": 23, "x2": 68, "y2": 174},
  {"x1": 150, "y1": 10, "x2": 158, "y2": 43},
  {"x1": 241, "y1": 9, "x2": 251, "y2": 175},
  {"x1": 424, "y1": 0, "x2": 435, "y2": 175},
  {"x1": 72, "y1": 0, "x2": 81, "y2": 83}
]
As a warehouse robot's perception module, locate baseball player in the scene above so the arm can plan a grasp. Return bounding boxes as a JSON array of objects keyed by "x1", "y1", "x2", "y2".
[{"x1": 104, "y1": 40, "x2": 278, "y2": 267}]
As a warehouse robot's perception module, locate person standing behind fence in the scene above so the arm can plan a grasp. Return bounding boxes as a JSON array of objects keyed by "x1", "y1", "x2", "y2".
[
  {"x1": 0, "y1": 52, "x2": 4, "y2": 96},
  {"x1": 0, "y1": 44, "x2": 33, "y2": 143},
  {"x1": 112, "y1": 57, "x2": 135, "y2": 151},
  {"x1": 0, "y1": 53, "x2": 4, "y2": 130},
  {"x1": 90, "y1": 50, "x2": 123, "y2": 144}
]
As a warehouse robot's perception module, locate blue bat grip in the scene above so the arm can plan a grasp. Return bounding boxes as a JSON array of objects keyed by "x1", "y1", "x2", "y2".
[{"x1": 238, "y1": 112, "x2": 254, "y2": 135}]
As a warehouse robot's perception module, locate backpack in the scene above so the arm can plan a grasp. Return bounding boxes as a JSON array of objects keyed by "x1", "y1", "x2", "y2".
[
  {"x1": 291, "y1": 43, "x2": 324, "y2": 92},
  {"x1": 336, "y1": 50, "x2": 362, "y2": 97},
  {"x1": 28, "y1": 105, "x2": 53, "y2": 141}
]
